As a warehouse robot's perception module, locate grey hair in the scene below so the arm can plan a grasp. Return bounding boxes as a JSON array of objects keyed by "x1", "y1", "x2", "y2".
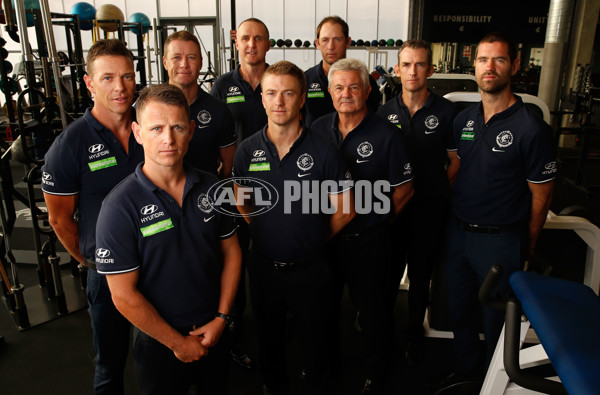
[{"x1": 327, "y1": 58, "x2": 369, "y2": 90}]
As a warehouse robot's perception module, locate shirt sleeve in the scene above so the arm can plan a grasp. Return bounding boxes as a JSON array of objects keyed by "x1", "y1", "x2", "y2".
[
  {"x1": 523, "y1": 121, "x2": 557, "y2": 183},
  {"x1": 445, "y1": 102, "x2": 459, "y2": 151},
  {"x1": 218, "y1": 104, "x2": 237, "y2": 148},
  {"x1": 41, "y1": 133, "x2": 80, "y2": 195},
  {"x1": 95, "y1": 198, "x2": 141, "y2": 274},
  {"x1": 386, "y1": 131, "x2": 413, "y2": 187}
]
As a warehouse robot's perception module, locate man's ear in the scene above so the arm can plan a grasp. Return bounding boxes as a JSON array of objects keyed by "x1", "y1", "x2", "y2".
[{"x1": 132, "y1": 121, "x2": 143, "y2": 145}]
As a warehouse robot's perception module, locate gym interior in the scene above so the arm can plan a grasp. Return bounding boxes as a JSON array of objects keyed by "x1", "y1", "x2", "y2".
[{"x1": 0, "y1": 0, "x2": 599, "y2": 394}]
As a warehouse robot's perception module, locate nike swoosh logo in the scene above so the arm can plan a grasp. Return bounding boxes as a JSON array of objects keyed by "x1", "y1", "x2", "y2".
[
  {"x1": 492, "y1": 147, "x2": 504, "y2": 152},
  {"x1": 356, "y1": 159, "x2": 369, "y2": 163},
  {"x1": 197, "y1": 125, "x2": 210, "y2": 129},
  {"x1": 298, "y1": 173, "x2": 311, "y2": 178},
  {"x1": 425, "y1": 130, "x2": 436, "y2": 134},
  {"x1": 204, "y1": 215, "x2": 215, "y2": 222}
]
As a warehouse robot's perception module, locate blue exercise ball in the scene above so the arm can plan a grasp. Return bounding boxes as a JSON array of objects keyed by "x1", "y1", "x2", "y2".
[
  {"x1": 128, "y1": 12, "x2": 151, "y2": 35},
  {"x1": 69, "y1": 2, "x2": 96, "y2": 31},
  {"x1": 11, "y1": 0, "x2": 40, "y2": 27}
]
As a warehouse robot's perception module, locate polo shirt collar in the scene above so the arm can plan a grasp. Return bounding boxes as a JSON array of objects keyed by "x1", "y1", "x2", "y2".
[
  {"x1": 396, "y1": 89, "x2": 434, "y2": 110},
  {"x1": 333, "y1": 111, "x2": 374, "y2": 140},
  {"x1": 84, "y1": 107, "x2": 137, "y2": 133},
  {"x1": 479, "y1": 94, "x2": 523, "y2": 122},
  {"x1": 317, "y1": 60, "x2": 327, "y2": 80},
  {"x1": 190, "y1": 84, "x2": 207, "y2": 106},
  {"x1": 259, "y1": 123, "x2": 309, "y2": 157},
  {"x1": 135, "y1": 162, "x2": 202, "y2": 196}
]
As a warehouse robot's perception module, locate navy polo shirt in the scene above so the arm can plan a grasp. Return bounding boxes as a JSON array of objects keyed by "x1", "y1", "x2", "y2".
[
  {"x1": 95, "y1": 164, "x2": 237, "y2": 329},
  {"x1": 304, "y1": 60, "x2": 382, "y2": 127},
  {"x1": 232, "y1": 126, "x2": 350, "y2": 262},
  {"x1": 41, "y1": 108, "x2": 144, "y2": 261},
  {"x1": 186, "y1": 86, "x2": 237, "y2": 174},
  {"x1": 452, "y1": 95, "x2": 557, "y2": 225},
  {"x1": 210, "y1": 66, "x2": 268, "y2": 141},
  {"x1": 312, "y1": 112, "x2": 413, "y2": 233},
  {"x1": 377, "y1": 91, "x2": 457, "y2": 199}
]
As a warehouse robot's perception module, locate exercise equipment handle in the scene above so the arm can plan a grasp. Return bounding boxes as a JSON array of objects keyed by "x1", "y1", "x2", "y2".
[{"x1": 478, "y1": 265, "x2": 506, "y2": 310}]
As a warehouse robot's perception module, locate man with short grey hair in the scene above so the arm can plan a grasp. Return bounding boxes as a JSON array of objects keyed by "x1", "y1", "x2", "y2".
[{"x1": 312, "y1": 58, "x2": 413, "y2": 394}]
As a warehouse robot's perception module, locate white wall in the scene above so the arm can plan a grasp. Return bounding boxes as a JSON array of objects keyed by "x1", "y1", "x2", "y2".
[{"x1": 0, "y1": 0, "x2": 408, "y2": 92}]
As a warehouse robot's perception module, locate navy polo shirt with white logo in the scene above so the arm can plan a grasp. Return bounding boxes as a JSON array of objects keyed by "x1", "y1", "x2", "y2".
[
  {"x1": 377, "y1": 91, "x2": 457, "y2": 199},
  {"x1": 41, "y1": 108, "x2": 144, "y2": 261},
  {"x1": 312, "y1": 112, "x2": 413, "y2": 233},
  {"x1": 304, "y1": 61, "x2": 382, "y2": 127},
  {"x1": 95, "y1": 164, "x2": 237, "y2": 329},
  {"x1": 210, "y1": 66, "x2": 268, "y2": 141},
  {"x1": 452, "y1": 95, "x2": 557, "y2": 225},
  {"x1": 232, "y1": 126, "x2": 350, "y2": 262},
  {"x1": 186, "y1": 86, "x2": 237, "y2": 174}
]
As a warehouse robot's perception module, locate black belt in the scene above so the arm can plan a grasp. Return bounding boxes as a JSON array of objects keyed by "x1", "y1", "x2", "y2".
[
  {"x1": 85, "y1": 259, "x2": 97, "y2": 271},
  {"x1": 456, "y1": 219, "x2": 525, "y2": 234}
]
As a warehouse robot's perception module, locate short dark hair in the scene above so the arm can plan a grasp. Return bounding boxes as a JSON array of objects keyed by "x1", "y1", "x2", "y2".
[
  {"x1": 163, "y1": 30, "x2": 201, "y2": 58},
  {"x1": 86, "y1": 39, "x2": 133, "y2": 77},
  {"x1": 136, "y1": 84, "x2": 189, "y2": 121},
  {"x1": 262, "y1": 61, "x2": 306, "y2": 94},
  {"x1": 398, "y1": 39, "x2": 432, "y2": 66},
  {"x1": 316, "y1": 16, "x2": 349, "y2": 39},
  {"x1": 475, "y1": 32, "x2": 518, "y2": 62},
  {"x1": 238, "y1": 18, "x2": 270, "y2": 39}
]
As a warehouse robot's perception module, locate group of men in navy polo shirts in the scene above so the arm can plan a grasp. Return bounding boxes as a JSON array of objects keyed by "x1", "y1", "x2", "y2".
[{"x1": 41, "y1": 13, "x2": 556, "y2": 395}]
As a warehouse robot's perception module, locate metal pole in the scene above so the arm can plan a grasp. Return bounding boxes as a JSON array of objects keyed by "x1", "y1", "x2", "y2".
[{"x1": 39, "y1": 0, "x2": 68, "y2": 129}]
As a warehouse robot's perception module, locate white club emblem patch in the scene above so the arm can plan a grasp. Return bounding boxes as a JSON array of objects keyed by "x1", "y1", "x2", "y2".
[
  {"x1": 357, "y1": 142, "x2": 373, "y2": 158},
  {"x1": 197, "y1": 110, "x2": 211, "y2": 124},
  {"x1": 425, "y1": 115, "x2": 439, "y2": 129},
  {"x1": 496, "y1": 131, "x2": 513, "y2": 148},
  {"x1": 297, "y1": 153, "x2": 314, "y2": 171},
  {"x1": 197, "y1": 193, "x2": 214, "y2": 213}
]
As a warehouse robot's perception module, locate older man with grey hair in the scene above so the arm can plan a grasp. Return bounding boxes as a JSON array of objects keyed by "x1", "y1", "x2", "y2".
[{"x1": 312, "y1": 58, "x2": 414, "y2": 394}]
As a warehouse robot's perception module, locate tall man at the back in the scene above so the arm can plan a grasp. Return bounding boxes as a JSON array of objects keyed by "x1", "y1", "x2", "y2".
[
  {"x1": 211, "y1": 18, "x2": 270, "y2": 141},
  {"x1": 42, "y1": 39, "x2": 143, "y2": 394},
  {"x1": 444, "y1": 32, "x2": 555, "y2": 386},
  {"x1": 304, "y1": 16, "x2": 381, "y2": 127},
  {"x1": 163, "y1": 30, "x2": 236, "y2": 177},
  {"x1": 377, "y1": 39, "x2": 459, "y2": 364}
]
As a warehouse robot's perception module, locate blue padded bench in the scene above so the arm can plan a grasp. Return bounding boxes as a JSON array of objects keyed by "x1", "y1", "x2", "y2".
[{"x1": 509, "y1": 271, "x2": 600, "y2": 394}]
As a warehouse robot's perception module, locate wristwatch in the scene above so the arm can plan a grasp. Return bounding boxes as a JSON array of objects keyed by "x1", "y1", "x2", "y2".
[{"x1": 215, "y1": 312, "x2": 232, "y2": 324}]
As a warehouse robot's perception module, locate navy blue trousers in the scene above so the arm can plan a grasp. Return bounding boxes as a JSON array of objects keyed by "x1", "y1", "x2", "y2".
[
  {"x1": 445, "y1": 217, "x2": 526, "y2": 376},
  {"x1": 87, "y1": 269, "x2": 131, "y2": 395}
]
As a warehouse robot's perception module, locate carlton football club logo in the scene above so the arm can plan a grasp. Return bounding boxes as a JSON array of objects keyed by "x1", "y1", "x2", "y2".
[
  {"x1": 197, "y1": 110, "x2": 211, "y2": 125},
  {"x1": 197, "y1": 193, "x2": 214, "y2": 213},
  {"x1": 425, "y1": 115, "x2": 439, "y2": 129},
  {"x1": 297, "y1": 153, "x2": 314, "y2": 171},
  {"x1": 357, "y1": 142, "x2": 373, "y2": 158},
  {"x1": 496, "y1": 130, "x2": 514, "y2": 148}
]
